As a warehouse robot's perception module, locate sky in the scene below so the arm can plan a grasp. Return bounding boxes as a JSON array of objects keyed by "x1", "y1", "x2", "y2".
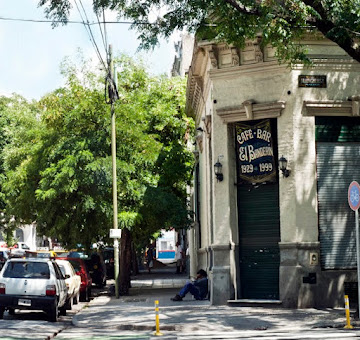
[{"x1": 0, "y1": 1, "x2": 176, "y2": 100}]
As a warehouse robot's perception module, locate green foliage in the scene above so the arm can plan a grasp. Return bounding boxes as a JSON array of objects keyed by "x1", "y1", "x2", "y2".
[
  {"x1": 1, "y1": 54, "x2": 193, "y2": 250},
  {"x1": 0, "y1": 95, "x2": 40, "y2": 244},
  {"x1": 39, "y1": 0, "x2": 360, "y2": 63}
]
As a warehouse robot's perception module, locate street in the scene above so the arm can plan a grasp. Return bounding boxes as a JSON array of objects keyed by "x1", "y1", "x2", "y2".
[
  {"x1": 0, "y1": 285, "x2": 105, "y2": 340},
  {"x1": 2, "y1": 287, "x2": 360, "y2": 339},
  {"x1": 2, "y1": 273, "x2": 360, "y2": 340}
]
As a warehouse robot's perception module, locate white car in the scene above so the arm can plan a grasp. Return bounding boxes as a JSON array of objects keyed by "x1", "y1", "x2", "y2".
[
  {"x1": 0, "y1": 258, "x2": 67, "y2": 322},
  {"x1": 55, "y1": 259, "x2": 81, "y2": 310},
  {"x1": 9, "y1": 242, "x2": 31, "y2": 257}
]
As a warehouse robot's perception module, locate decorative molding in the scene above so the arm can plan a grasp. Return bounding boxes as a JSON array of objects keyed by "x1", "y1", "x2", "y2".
[
  {"x1": 210, "y1": 61, "x2": 287, "y2": 80},
  {"x1": 210, "y1": 244, "x2": 231, "y2": 251},
  {"x1": 293, "y1": 57, "x2": 360, "y2": 71},
  {"x1": 231, "y1": 47, "x2": 240, "y2": 66},
  {"x1": 195, "y1": 134, "x2": 204, "y2": 153},
  {"x1": 217, "y1": 101, "x2": 286, "y2": 123},
  {"x1": 209, "y1": 48, "x2": 218, "y2": 69},
  {"x1": 204, "y1": 114, "x2": 212, "y2": 136},
  {"x1": 303, "y1": 96, "x2": 360, "y2": 116},
  {"x1": 241, "y1": 37, "x2": 264, "y2": 65}
]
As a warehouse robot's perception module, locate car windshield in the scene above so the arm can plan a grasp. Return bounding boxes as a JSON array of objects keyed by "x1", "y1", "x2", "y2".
[{"x1": 3, "y1": 261, "x2": 50, "y2": 279}]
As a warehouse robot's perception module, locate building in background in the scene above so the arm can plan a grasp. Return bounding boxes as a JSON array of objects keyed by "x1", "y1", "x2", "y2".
[
  {"x1": 172, "y1": 33, "x2": 194, "y2": 77},
  {"x1": 186, "y1": 34, "x2": 360, "y2": 307},
  {"x1": 0, "y1": 223, "x2": 37, "y2": 250},
  {"x1": 156, "y1": 229, "x2": 176, "y2": 263}
]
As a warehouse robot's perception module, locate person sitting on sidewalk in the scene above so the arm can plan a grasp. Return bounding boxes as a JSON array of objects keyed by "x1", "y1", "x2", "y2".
[{"x1": 171, "y1": 269, "x2": 208, "y2": 301}]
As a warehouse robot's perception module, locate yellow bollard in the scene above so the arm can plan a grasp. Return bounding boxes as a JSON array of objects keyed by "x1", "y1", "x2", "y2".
[
  {"x1": 344, "y1": 295, "x2": 353, "y2": 329},
  {"x1": 154, "y1": 300, "x2": 163, "y2": 336}
]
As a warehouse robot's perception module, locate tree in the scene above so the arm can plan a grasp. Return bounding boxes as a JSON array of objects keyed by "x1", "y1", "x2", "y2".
[
  {"x1": 2, "y1": 55, "x2": 193, "y2": 293},
  {"x1": 0, "y1": 95, "x2": 40, "y2": 245},
  {"x1": 39, "y1": 0, "x2": 360, "y2": 64}
]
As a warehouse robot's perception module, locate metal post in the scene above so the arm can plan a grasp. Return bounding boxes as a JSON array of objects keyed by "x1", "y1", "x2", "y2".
[
  {"x1": 344, "y1": 295, "x2": 353, "y2": 329},
  {"x1": 356, "y1": 209, "x2": 360, "y2": 318},
  {"x1": 109, "y1": 44, "x2": 119, "y2": 299},
  {"x1": 154, "y1": 300, "x2": 163, "y2": 336}
]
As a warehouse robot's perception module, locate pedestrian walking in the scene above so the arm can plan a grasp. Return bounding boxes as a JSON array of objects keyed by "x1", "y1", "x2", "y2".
[
  {"x1": 175, "y1": 241, "x2": 184, "y2": 274},
  {"x1": 146, "y1": 243, "x2": 155, "y2": 273}
]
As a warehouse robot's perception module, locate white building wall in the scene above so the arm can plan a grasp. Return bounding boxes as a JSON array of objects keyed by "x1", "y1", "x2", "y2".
[{"x1": 187, "y1": 36, "x2": 360, "y2": 306}]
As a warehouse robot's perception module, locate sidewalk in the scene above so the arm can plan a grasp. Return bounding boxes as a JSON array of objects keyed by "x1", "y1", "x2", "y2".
[{"x1": 70, "y1": 268, "x2": 360, "y2": 337}]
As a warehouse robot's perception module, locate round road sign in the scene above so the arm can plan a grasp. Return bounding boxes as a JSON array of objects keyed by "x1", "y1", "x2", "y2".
[{"x1": 348, "y1": 181, "x2": 360, "y2": 211}]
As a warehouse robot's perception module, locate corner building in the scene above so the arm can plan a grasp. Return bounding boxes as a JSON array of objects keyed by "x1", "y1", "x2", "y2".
[{"x1": 186, "y1": 34, "x2": 360, "y2": 307}]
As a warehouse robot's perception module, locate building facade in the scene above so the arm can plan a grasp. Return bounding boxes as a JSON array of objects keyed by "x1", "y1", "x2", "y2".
[{"x1": 186, "y1": 35, "x2": 360, "y2": 307}]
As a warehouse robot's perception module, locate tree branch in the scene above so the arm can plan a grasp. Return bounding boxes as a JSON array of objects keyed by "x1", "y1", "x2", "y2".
[
  {"x1": 302, "y1": 0, "x2": 360, "y2": 63},
  {"x1": 222, "y1": 0, "x2": 261, "y2": 16}
]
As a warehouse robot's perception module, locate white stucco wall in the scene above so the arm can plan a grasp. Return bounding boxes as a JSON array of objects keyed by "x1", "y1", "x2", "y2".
[{"x1": 188, "y1": 36, "x2": 360, "y2": 305}]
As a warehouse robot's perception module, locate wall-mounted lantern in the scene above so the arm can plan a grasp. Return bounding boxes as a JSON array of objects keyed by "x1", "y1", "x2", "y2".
[
  {"x1": 214, "y1": 159, "x2": 223, "y2": 182},
  {"x1": 279, "y1": 155, "x2": 290, "y2": 178}
]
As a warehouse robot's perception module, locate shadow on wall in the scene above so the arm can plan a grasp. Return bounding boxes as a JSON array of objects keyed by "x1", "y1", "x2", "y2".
[{"x1": 281, "y1": 70, "x2": 360, "y2": 308}]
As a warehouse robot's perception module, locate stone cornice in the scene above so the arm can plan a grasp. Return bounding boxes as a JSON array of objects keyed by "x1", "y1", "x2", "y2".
[
  {"x1": 217, "y1": 101, "x2": 286, "y2": 124},
  {"x1": 303, "y1": 96, "x2": 360, "y2": 116},
  {"x1": 293, "y1": 57, "x2": 360, "y2": 71}
]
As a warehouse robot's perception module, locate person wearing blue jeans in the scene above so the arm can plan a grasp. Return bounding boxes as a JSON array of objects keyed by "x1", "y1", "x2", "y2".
[{"x1": 171, "y1": 269, "x2": 208, "y2": 301}]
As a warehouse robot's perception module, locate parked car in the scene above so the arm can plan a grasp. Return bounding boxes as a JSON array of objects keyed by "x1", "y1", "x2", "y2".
[
  {"x1": 0, "y1": 250, "x2": 9, "y2": 271},
  {"x1": 84, "y1": 253, "x2": 107, "y2": 287},
  {"x1": 55, "y1": 259, "x2": 81, "y2": 310},
  {"x1": 57, "y1": 257, "x2": 92, "y2": 302},
  {"x1": 102, "y1": 247, "x2": 115, "y2": 279},
  {"x1": 37, "y1": 250, "x2": 57, "y2": 258},
  {"x1": 0, "y1": 258, "x2": 67, "y2": 322},
  {"x1": 9, "y1": 242, "x2": 31, "y2": 257}
]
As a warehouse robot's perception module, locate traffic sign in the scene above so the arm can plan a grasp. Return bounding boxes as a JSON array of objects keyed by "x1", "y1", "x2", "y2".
[{"x1": 348, "y1": 181, "x2": 360, "y2": 211}]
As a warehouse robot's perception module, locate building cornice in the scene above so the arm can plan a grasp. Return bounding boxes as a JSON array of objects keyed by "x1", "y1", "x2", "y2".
[
  {"x1": 303, "y1": 96, "x2": 360, "y2": 116},
  {"x1": 217, "y1": 100, "x2": 286, "y2": 124}
]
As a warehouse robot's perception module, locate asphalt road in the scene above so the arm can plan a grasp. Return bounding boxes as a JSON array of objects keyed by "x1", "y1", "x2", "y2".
[{"x1": 0, "y1": 285, "x2": 107, "y2": 340}]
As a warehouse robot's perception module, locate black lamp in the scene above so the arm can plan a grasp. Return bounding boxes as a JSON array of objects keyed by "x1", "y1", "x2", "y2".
[
  {"x1": 214, "y1": 159, "x2": 223, "y2": 182},
  {"x1": 279, "y1": 155, "x2": 290, "y2": 177}
]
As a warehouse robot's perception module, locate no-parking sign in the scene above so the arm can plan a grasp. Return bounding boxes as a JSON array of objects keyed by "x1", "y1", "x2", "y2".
[{"x1": 348, "y1": 181, "x2": 360, "y2": 211}]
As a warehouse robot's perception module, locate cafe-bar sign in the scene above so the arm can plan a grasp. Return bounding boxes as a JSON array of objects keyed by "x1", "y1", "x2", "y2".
[{"x1": 236, "y1": 119, "x2": 276, "y2": 183}]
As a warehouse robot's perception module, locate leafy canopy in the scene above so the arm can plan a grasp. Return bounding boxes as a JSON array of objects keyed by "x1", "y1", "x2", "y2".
[
  {"x1": 2, "y1": 54, "x2": 194, "y2": 250},
  {"x1": 39, "y1": 0, "x2": 360, "y2": 63}
]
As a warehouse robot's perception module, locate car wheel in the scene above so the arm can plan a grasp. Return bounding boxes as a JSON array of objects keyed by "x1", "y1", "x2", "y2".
[
  {"x1": 8, "y1": 308, "x2": 15, "y2": 315},
  {"x1": 73, "y1": 291, "x2": 80, "y2": 305},
  {"x1": 48, "y1": 302, "x2": 58, "y2": 322},
  {"x1": 0, "y1": 307, "x2": 4, "y2": 319},
  {"x1": 85, "y1": 287, "x2": 91, "y2": 302},
  {"x1": 65, "y1": 296, "x2": 73, "y2": 310},
  {"x1": 59, "y1": 304, "x2": 67, "y2": 316}
]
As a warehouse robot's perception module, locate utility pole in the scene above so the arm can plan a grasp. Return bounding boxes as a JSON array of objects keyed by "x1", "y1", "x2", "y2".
[{"x1": 108, "y1": 44, "x2": 120, "y2": 299}]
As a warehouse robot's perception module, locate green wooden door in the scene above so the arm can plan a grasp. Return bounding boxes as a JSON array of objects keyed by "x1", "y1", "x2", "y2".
[{"x1": 238, "y1": 182, "x2": 280, "y2": 299}]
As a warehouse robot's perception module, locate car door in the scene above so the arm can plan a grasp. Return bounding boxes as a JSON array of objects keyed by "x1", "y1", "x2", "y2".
[
  {"x1": 52, "y1": 262, "x2": 67, "y2": 306},
  {"x1": 70, "y1": 263, "x2": 81, "y2": 294}
]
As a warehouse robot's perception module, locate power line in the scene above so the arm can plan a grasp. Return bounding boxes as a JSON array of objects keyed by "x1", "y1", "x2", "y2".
[
  {"x1": 102, "y1": 9, "x2": 108, "y2": 53},
  {"x1": 96, "y1": 10, "x2": 107, "y2": 56},
  {"x1": 73, "y1": 0, "x2": 107, "y2": 71},
  {"x1": 0, "y1": 16, "x2": 151, "y2": 26}
]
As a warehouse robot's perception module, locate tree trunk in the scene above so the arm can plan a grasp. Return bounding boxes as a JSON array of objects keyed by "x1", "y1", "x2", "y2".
[
  {"x1": 119, "y1": 228, "x2": 132, "y2": 295},
  {"x1": 131, "y1": 241, "x2": 139, "y2": 275}
]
